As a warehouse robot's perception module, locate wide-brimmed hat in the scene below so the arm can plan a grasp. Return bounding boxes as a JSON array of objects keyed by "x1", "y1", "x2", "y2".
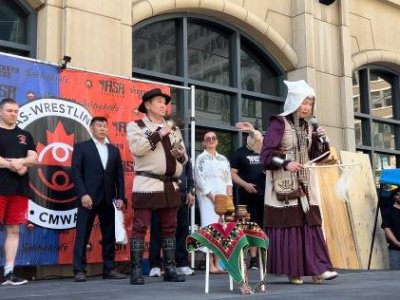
[
  {"x1": 138, "y1": 88, "x2": 171, "y2": 113},
  {"x1": 280, "y1": 80, "x2": 316, "y2": 116}
]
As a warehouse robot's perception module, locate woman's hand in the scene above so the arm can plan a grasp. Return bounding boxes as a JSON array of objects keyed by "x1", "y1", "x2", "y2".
[
  {"x1": 207, "y1": 192, "x2": 215, "y2": 204},
  {"x1": 316, "y1": 127, "x2": 327, "y2": 140},
  {"x1": 285, "y1": 161, "x2": 304, "y2": 172},
  {"x1": 235, "y1": 122, "x2": 255, "y2": 133}
]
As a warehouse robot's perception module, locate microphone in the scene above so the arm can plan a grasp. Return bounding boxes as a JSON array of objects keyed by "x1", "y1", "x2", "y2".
[{"x1": 309, "y1": 116, "x2": 326, "y2": 143}]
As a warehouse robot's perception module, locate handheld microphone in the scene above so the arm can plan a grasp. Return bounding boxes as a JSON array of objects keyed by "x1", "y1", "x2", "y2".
[{"x1": 309, "y1": 116, "x2": 325, "y2": 143}]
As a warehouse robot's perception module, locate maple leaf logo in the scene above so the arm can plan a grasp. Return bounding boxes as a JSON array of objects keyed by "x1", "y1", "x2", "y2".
[{"x1": 36, "y1": 122, "x2": 75, "y2": 167}]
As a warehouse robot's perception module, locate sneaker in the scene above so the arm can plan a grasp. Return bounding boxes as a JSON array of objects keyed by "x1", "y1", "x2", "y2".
[
  {"x1": 248, "y1": 257, "x2": 259, "y2": 270},
  {"x1": 177, "y1": 266, "x2": 195, "y2": 276},
  {"x1": 1, "y1": 272, "x2": 28, "y2": 286},
  {"x1": 148, "y1": 267, "x2": 161, "y2": 277}
]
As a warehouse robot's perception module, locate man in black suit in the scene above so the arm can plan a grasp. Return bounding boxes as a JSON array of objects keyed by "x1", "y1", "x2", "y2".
[{"x1": 71, "y1": 116, "x2": 126, "y2": 282}]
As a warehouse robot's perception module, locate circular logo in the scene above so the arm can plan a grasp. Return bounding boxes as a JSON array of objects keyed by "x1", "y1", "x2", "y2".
[{"x1": 18, "y1": 98, "x2": 92, "y2": 229}]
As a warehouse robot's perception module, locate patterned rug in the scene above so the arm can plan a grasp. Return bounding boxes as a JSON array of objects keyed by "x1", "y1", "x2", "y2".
[{"x1": 186, "y1": 221, "x2": 269, "y2": 284}]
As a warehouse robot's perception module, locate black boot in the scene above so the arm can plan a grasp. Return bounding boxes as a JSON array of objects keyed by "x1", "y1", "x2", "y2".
[
  {"x1": 130, "y1": 239, "x2": 144, "y2": 285},
  {"x1": 161, "y1": 238, "x2": 185, "y2": 282}
]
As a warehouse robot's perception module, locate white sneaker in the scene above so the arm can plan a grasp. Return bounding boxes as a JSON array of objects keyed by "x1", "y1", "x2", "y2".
[
  {"x1": 176, "y1": 266, "x2": 195, "y2": 276},
  {"x1": 148, "y1": 267, "x2": 161, "y2": 277}
]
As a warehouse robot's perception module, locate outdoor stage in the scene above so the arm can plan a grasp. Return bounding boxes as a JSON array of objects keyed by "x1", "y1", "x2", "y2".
[{"x1": 1, "y1": 269, "x2": 400, "y2": 300}]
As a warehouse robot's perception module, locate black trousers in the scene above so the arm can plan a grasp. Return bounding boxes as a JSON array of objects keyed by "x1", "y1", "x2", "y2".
[
  {"x1": 73, "y1": 200, "x2": 115, "y2": 274},
  {"x1": 149, "y1": 197, "x2": 189, "y2": 268},
  {"x1": 239, "y1": 192, "x2": 265, "y2": 227}
]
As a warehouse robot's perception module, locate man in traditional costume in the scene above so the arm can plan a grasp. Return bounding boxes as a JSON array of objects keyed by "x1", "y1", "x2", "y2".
[{"x1": 126, "y1": 88, "x2": 187, "y2": 285}]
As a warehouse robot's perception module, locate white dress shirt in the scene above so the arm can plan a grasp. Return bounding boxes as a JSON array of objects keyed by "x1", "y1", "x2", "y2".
[{"x1": 93, "y1": 138, "x2": 108, "y2": 169}]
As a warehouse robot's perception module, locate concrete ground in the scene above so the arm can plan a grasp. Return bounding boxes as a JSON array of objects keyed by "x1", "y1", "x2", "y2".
[{"x1": 1, "y1": 269, "x2": 400, "y2": 300}]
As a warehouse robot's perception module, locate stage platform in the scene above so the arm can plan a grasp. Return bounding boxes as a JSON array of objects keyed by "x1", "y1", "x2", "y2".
[{"x1": 1, "y1": 269, "x2": 400, "y2": 299}]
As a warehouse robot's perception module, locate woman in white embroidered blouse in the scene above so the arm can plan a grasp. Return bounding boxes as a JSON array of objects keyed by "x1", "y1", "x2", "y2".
[{"x1": 195, "y1": 131, "x2": 233, "y2": 273}]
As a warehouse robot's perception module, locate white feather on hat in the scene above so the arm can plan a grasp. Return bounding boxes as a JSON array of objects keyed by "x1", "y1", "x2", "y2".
[{"x1": 280, "y1": 80, "x2": 316, "y2": 116}]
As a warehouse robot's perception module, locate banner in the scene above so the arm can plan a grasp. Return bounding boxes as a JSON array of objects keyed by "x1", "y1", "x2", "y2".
[{"x1": 0, "y1": 53, "x2": 169, "y2": 265}]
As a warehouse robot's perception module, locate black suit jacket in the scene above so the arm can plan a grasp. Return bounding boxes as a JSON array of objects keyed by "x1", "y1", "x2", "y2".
[{"x1": 72, "y1": 139, "x2": 125, "y2": 206}]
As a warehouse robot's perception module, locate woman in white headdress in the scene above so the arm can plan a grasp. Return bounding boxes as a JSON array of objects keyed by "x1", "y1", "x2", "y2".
[{"x1": 260, "y1": 80, "x2": 338, "y2": 284}]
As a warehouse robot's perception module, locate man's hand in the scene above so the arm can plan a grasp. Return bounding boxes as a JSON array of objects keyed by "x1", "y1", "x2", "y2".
[
  {"x1": 170, "y1": 148, "x2": 184, "y2": 159},
  {"x1": 8, "y1": 158, "x2": 26, "y2": 172},
  {"x1": 81, "y1": 195, "x2": 93, "y2": 209},
  {"x1": 186, "y1": 193, "x2": 195, "y2": 208},
  {"x1": 243, "y1": 182, "x2": 258, "y2": 193},
  {"x1": 114, "y1": 199, "x2": 125, "y2": 210},
  {"x1": 159, "y1": 126, "x2": 172, "y2": 137},
  {"x1": 17, "y1": 166, "x2": 28, "y2": 176}
]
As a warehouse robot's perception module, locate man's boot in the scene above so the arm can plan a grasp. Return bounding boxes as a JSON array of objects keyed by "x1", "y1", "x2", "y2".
[
  {"x1": 161, "y1": 238, "x2": 185, "y2": 282},
  {"x1": 130, "y1": 239, "x2": 145, "y2": 285}
]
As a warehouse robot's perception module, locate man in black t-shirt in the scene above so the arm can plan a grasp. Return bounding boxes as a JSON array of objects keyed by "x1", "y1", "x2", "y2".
[
  {"x1": 381, "y1": 187, "x2": 400, "y2": 270},
  {"x1": 231, "y1": 122, "x2": 265, "y2": 270},
  {"x1": 0, "y1": 98, "x2": 37, "y2": 286}
]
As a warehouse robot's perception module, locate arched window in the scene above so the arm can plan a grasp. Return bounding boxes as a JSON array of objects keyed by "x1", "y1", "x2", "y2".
[
  {"x1": 0, "y1": 0, "x2": 37, "y2": 57},
  {"x1": 133, "y1": 15, "x2": 285, "y2": 157},
  {"x1": 353, "y1": 67, "x2": 400, "y2": 176}
]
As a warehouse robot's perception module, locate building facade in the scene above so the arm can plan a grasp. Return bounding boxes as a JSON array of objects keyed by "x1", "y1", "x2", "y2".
[{"x1": 2, "y1": 0, "x2": 400, "y2": 174}]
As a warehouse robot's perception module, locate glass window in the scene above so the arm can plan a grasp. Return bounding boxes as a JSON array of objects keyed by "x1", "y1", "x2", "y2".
[
  {"x1": 133, "y1": 19, "x2": 177, "y2": 75},
  {"x1": 241, "y1": 97, "x2": 281, "y2": 131},
  {"x1": 0, "y1": 0, "x2": 36, "y2": 57},
  {"x1": 0, "y1": 0, "x2": 27, "y2": 44},
  {"x1": 374, "y1": 153, "x2": 397, "y2": 170},
  {"x1": 373, "y1": 122, "x2": 395, "y2": 150},
  {"x1": 370, "y1": 73, "x2": 392, "y2": 118},
  {"x1": 354, "y1": 119, "x2": 362, "y2": 146},
  {"x1": 133, "y1": 16, "x2": 285, "y2": 158},
  {"x1": 195, "y1": 89, "x2": 231, "y2": 126},
  {"x1": 373, "y1": 122, "x2": 395, "y2": 149},
  {"x1": 188, "y1": 21, "x2": 230, "y2": 86},
  {"x1": 240, "y1": 42, "x2": 281, "y2": 96},
  {"x1": 353, "y1": 68, "x2": 400, "y2": 176}
]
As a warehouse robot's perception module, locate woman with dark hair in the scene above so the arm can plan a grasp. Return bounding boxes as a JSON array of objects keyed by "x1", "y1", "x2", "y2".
[
  {"x1": 260, "y1": 80, "x2": 338, "y2": 284},
  {"x1": 195, "y1": 130, "x2": 233, "y2": 273}
]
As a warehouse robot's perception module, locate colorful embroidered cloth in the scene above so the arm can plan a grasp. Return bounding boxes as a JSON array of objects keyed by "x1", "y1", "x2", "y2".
[{"x1": 186, "y1": 221, "x2": 268, "y2": 284}]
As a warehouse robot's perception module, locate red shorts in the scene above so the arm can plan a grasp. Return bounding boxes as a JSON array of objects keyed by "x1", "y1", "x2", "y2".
[{"x1": 0, "y1": 195, "x2": 28, "y2": 225}]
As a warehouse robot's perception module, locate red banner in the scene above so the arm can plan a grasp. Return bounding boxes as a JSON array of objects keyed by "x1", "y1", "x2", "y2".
[{"x1": 55, "y1": 69, "x2": 170, "y2": 263}]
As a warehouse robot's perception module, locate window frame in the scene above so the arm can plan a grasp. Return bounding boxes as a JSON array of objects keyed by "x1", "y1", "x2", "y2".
[
  {"x1": 132, "y1": 13, "x2": 285, "y2": 155},
  {"x1": 353, "y1": 66, "x2": 400, "y2": 171},
  {"x1": 0, "y1": 0, "x2": 37, "y2": 57}
]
